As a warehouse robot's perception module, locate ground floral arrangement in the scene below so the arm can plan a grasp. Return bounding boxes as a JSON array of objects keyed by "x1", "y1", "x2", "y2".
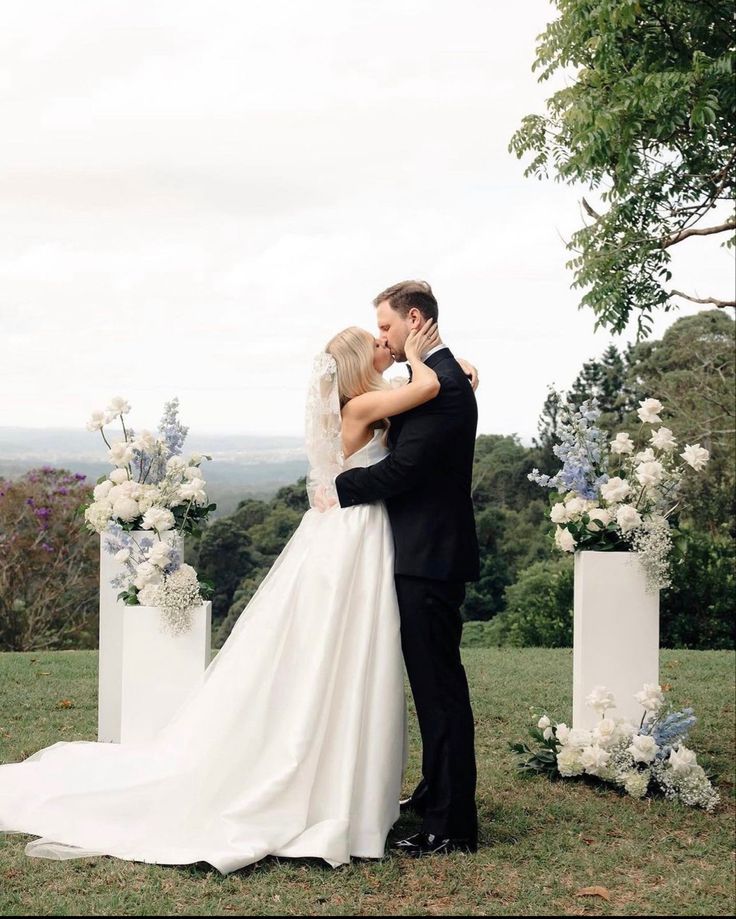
[
  {"x1": 511, "y1": 683, "x2": 720, "y2": 811},
  {"x1": 529, "y1": 395, "x2": 710, "y2": 589},
  {"x1": 82, "y1": 396, "x2": 215, "y2": 634}
]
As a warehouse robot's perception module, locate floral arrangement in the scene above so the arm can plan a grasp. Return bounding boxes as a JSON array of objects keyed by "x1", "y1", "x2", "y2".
[
  {"x1": 511, "y1": 683, "x2": 720, "y2": 811},
  {"x1": 82, "y1": 396, "x2": 216, "y2": 634},
  {"x1": 529, "y1": 396, "x2": 711, "y2": 589}
]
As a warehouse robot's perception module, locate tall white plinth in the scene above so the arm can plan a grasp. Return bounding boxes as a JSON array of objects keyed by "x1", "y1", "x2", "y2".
[
  {"x1": 573, "y1": 551, "x2": 659, "y2": 731},
  {"x1": 120, "y1": 602, "x2": 212, "y2": 745},
  {"x1": 98, "y1": 529, "x2": 196, "y2": 743}
]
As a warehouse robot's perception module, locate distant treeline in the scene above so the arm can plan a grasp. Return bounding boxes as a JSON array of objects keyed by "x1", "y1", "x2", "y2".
[{"x1": 1, "y1": 311, "x2": 733, "y2": 651}]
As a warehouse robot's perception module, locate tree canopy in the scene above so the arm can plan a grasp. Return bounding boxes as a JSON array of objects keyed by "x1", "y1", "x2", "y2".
[{"x1": 510, "y1": 0, "x2": 736, "y2": 336}]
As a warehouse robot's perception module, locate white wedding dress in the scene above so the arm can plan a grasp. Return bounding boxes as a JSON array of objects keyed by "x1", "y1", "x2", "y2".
[{"x1": 0, "y1": 430, "x2": 407, "y2": 875}]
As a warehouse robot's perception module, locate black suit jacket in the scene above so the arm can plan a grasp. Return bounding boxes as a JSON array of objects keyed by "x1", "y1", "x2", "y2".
[{"x1": 335, "y1": 348, "x2": 480, "y2": 582}]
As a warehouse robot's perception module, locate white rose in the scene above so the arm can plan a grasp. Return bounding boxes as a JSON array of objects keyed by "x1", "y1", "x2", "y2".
[
  {"x1": 650, "y1": 427, "x2": 677, "y2": 452},
  {"x1": 107, "y1": 396, "x2": 131, "y2": 416},
  {"x1": 147, "y1": 541, "x2": 173, "y2": 568},
  {"x1": 600, "y1": 477, "x2": 631, "y2": 504},
  {"x1": 616, "y1": 504, "x2": 643, "y2": 534},
  {"x1": 133, "y1": 561, "x2": 163, "y2": 590},
  {"x1": 564, "y1": 495, "x2": 587, "y2": 518},
  {"x1": 592, "y1": 717, "x2": 618, "y2": 748},
  {"x1": 166, "y1": 456, "x2": 188, "y2": 475},
  {"x1": 636, "y1": 460, "x2": 664, "y2": 487},
  {"x1": 680, "y1": 443, "x2": 710, "y2": 471},
  {"x1": 114, "y1": 548, "x2": 131, "y2": 564},
  {"x1": 635, "y1": 447, "x2": 656, "y2": 464},
  {"x1": 108, "y1": 441, "x2": 134, "y2": 467},
  {"x1": 550, "y1": 502, "x2": 569, "y2": 524},
  {"x1": 610, "y1": 432, "x2": 635, "y2": 454},
  {"x1": 109, "y1": 468, "x2": 129, "y2": 484},
  {"x1": 557, "y1": 746, "x2": 585, "y2": 777},
  {"x1": 188, "y1": 453, "x2": 203, "y2": 465},
  {"x1": 554, "y1": 526, "x2": 576, "y2": 553},
  {"x1": 668, "y1": 744, "x2": 698, "y2": 777},
  {"x1": 627, "y1": 733, "x2": 659, "y2": 764},
  {"x1": 580, "y1": 744, "x2": 611, "y2": 776},
  {"x1": 93, "y1": 480, "x2": 114, "y2": 501},
  {"x1": 555, "y1": 723, "x2": 571, "y2": 745},
  {"x1": 634, "y1": 683, "x2": 665, "y2": 714},
  {"x1": 179, "y1": 480, "x2": 207, "y2": 505},
  {"x1": 184, "y1": 465, "x2": 204, "y2": 481},
  {"x1": 585, "y1": 685, "x2": 616, "y2": 715},
  {"x1": 567, "y1": 728, "x2": 593, "y2": 748},
  {"x1": 137, "y1": 485, "x2": 161, "y2": 514},
  {"x1": 132, "y1": 429, "x2": 157, "y2": 452},
  {"x1": 537, "y1": 715, "x2": 551, "y2": 730},
  {"x1": 141, "y1": 507, "x2": 176, "y2": 533},
  {"x1": 86, "y1": 410, "x2": 106, "y2": 432},
  {"x1": 637, "y1": 398, "x2": 663, "y2": 424},
  {"x1": 112, "y1": 496, "x2": 140, "y2": 523},
  {"x1": 586, "y1": 507, "x2": 612, "y2": 532}
]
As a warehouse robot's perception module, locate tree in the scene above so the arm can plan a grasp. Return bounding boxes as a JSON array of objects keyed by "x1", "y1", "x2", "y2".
[{"x1": 510, "y1": 0, "x2": 736, "y2": 336}]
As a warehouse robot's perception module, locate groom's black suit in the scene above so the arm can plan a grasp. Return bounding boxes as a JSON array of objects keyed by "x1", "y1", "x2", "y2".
[{"x1": 335, "y1": 347, "x2": 480, "y2": 843}]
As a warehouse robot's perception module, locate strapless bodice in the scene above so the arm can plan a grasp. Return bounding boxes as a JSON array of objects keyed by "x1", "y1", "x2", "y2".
[{"x1": 343, "y1": 429, "x2": 389, "y2": 470}]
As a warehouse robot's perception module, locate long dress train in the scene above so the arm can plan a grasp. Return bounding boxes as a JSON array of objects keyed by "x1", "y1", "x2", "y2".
[{"x1": 0, "y1": 430, "x2": 407, "y2": 874}]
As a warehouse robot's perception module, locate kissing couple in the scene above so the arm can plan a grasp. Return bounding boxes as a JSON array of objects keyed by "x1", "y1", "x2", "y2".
[{"x1": 0, "y1": 279, "x2": 482, "y2": 874}]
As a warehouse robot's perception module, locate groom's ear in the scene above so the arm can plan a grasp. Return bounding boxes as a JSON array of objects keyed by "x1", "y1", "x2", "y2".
[{"x1": 407, "y1": 307, "x2": 423, "y2": 329}]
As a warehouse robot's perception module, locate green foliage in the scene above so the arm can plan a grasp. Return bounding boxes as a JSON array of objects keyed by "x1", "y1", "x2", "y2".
[
  {"x1": 510, "y1": 0, "x2": 736, "y2": 334},
  {"x1": 662, "y1": 525, "x2": 735, "y2": 649},
  {"x1": 496, "y1": 558, "x2": 575, "y2": 648}
]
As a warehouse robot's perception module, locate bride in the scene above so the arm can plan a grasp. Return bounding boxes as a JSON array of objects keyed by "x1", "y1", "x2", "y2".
[{"x1": 0, "y1": 318, "x2": 447, "y2": 875}]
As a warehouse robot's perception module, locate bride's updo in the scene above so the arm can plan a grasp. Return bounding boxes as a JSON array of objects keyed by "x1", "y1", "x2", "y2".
[{"x1": 326, "y1": 327, "x2": 388, "y2": 408}]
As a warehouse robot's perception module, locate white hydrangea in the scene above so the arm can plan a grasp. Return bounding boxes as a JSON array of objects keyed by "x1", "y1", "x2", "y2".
[
  {"x1": 623, "y1": 769, "x2": 650, "y2": 799},
  {"x1": 112, "y1": 496, "x2": 140, "y2": 523},
  {"x1": 557, "y1": 745, "x2": 585, "y2": 777},
  {"x1": 93, "y1": 480, "x2": 113, "y2": 501},
  {"x1": 109, "y1": 468, "x2": 129, "y2": 484},
  {"x1": 84, "y1": 500, "x2": 113, "y2": 534}
]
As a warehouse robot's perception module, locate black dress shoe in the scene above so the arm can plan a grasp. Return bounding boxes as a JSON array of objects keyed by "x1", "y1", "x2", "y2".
[
  {"x1": 395, "y1": 831, "x2": 477, "y2": 857},
  {"x1": 391, "y1": 831, "x2": 425, "y2": 849}
]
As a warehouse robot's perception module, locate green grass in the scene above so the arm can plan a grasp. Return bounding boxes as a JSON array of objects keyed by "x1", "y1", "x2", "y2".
[{"x1": 1, "y1": 648, "x2": 734, "y2": 916}]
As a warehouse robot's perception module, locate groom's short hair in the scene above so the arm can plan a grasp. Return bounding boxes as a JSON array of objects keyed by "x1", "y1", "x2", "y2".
[{"x1": 373, "y1": 280, "x2": 439, "y2": 322}]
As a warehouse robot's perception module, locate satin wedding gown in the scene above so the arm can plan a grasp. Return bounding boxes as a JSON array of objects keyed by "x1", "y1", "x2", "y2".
[{"x1": 0, "y1": 430, "x2": 408, "y2": 874}]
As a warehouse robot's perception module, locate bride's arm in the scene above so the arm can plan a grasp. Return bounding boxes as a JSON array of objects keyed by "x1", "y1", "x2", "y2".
[
  {"x1": 343, "y1": 320, "x2": 441, "y2": 426},
  {"x1": 391, "y1": 356, "x2": 478, "y2": 392}
]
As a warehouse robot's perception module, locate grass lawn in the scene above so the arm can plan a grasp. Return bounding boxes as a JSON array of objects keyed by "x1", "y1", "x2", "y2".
[{"x1": 0, "y1": 647, "x2": 733, "y2": 916}]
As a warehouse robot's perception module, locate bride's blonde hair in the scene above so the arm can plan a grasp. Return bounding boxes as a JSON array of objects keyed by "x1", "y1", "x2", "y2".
[{"x1": 325, "y1": 326, "x2": 390, "y2": 438}]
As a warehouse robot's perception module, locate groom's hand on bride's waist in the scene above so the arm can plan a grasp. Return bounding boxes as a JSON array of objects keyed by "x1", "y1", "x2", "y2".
[{"x1": 314, "y1": 484, "x2": 338, "y2": 513}]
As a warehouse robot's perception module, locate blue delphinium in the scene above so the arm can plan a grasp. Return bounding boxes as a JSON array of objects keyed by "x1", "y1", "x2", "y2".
[
  {"x1": 529, "y1": 396, "x2": 609, "y2": 501},
  {"x1": 641, "y1": 708, "x2": 698, "y2": 760},
  {"x1": 147, "y1": 397, "x2": 190, "y2": 483}
]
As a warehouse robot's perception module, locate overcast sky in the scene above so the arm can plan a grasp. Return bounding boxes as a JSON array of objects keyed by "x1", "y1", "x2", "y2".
[{"x1": 1, "y1": 0, "x2": 732, "y2": 442}]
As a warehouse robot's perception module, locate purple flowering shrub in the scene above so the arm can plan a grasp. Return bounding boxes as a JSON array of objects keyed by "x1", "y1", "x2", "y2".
[{"x1": 0, "y1": 467, "x2": 98, "y2": 650}]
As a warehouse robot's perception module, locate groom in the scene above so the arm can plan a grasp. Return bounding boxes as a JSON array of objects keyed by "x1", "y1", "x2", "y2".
[{"x1": 335, "y1": 279, "x2": 480, "y2": 857}]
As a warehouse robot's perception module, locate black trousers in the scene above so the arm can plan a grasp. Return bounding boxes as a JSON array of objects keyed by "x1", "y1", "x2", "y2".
[{"x1": 394, "y1": 574, "x2": 478, "y2": 841}]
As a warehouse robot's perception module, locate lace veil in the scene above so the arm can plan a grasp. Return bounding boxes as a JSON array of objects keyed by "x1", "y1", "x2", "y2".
[{"x1": 304, "y1": 351, "x2": 344, "y2": 508}]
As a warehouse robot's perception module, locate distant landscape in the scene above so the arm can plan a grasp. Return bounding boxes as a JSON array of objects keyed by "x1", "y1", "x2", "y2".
[{"x1": 0, "y1": 427, "x2": 308, "y2": 519}]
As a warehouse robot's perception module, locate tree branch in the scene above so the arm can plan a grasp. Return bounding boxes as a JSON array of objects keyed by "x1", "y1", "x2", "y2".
[
  {"x1": 663, "y1": 217, "x2": 736, "y2": 248},
  {"x1": 670, "y1": 289, "x2": 736, "y2": 308}
]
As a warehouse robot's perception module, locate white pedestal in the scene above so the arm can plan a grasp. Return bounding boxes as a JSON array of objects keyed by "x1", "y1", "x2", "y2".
[
  {"x1": 98, "y1": 529, "x2": 209, "y2": 743},
  {"x1": 119, "y1": 602, "x2": 212, "y2": 745},
  {"x1": 573, "y1": 551, "x2": 659, "y2": 731}
]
